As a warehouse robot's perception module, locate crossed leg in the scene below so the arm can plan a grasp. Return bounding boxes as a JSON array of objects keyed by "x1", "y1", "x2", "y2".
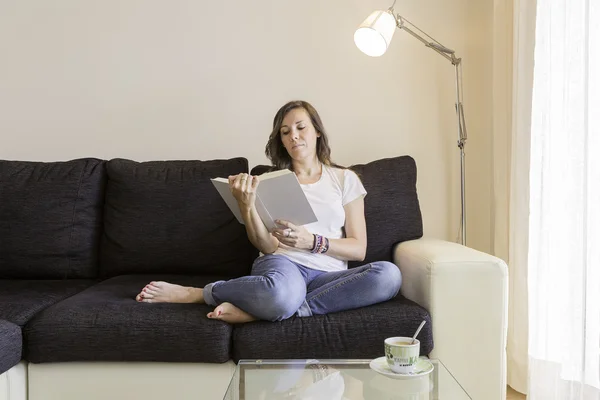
[{"x1": 135, "y1": 254, "x2": 307, "y2": 324}]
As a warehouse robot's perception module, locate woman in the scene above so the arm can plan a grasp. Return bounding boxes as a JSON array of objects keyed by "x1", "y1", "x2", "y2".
[{"x1": 135, "y1": 100, "x2": 402, "y2": 324}]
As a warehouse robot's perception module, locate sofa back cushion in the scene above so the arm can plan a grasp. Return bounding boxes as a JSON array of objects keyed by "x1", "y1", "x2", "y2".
[
  {"x1": 99, "y1": 158, "x2": 257, "y2": 277},
  {"x1": 251, "y1": 155, "x2": 423, "y2": 267},
  {"x1": 0, "y1": 158, "x2": 106, "y2": 279},
  {"x1": 348, "y1": 156, "x2": 423, "y2": 267}
]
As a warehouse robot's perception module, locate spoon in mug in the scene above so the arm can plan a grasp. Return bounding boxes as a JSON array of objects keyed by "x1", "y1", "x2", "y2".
[{"x1": 411, "y1": 320, "x2": 427, "y2": 344}]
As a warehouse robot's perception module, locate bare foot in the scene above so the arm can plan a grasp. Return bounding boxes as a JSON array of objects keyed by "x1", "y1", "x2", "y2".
[
  {"x1": 207, "y1": 302, "x2": 257, "y2": 324},
  {"x1": 135, "y1": 281, "x2": 205, "y2": 304}
]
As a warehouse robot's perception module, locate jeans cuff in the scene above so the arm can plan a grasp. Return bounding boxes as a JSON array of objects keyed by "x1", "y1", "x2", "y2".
[
  {"x1": 296, "y1": 300, "x2": 313, "y2": 317},
  {"x1": 203, "y1": 281, "x2": 220, "y2": 306}
]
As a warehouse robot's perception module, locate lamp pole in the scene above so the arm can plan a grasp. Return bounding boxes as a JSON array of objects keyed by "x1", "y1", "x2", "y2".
[{"x1": 394, "y1": 13, "x2": 468, "y2": 245}]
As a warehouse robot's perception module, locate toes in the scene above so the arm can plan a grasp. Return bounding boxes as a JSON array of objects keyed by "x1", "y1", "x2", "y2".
[
  {"x1": 137, "y1": 290, "x2": 155, "y2": 301},
  {"x1": 136, "y1": 282, "x2": 155, "y2": 301},
  {"x1": 213, "y1": 304, "x2": 225, "y2": 314},
  {"x1": 207, "y1": 308, "x2": 223, "y2": 319},
  {"x1": 142, "y1": 298, "x2": 153, "y2": 303},
  {"x1": 143, "y1": 287, "x2": 158, "y2": 296}
]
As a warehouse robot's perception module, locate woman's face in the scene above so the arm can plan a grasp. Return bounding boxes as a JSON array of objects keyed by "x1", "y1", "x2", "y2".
[{"x1": 280, "y1": 108, "x2": 321, "y2": 162}]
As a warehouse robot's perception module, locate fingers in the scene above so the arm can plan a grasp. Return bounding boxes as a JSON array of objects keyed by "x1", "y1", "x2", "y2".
[
  {"x1": 275, "y1": 219, "x2": 296, "y2": 229},
  {"x1": 236, "y1": 174, "x2": 246, "y2": 187},
  {"x1": 275, "y1": 219, "x2": 289, "y2": 228},
  {"x1": 229, "y1": 173, "x2": 257, "y2": 191},
  {"x1": 243, "y1": 175, "x2": 253, "y2": 191},
  {"x1": 273, "y1": 220, "x2": 299, "y2": 239},
  {"x1": 272, "y1": 227, "x2": 291, "y2": 237},
  {"x1": 228, "y1": 174, "x2": 246, "y2": 186},
  {"x1": 273, "y1": 229, "x2": 296, "y2": 243},
  {"x1": 273, "y1": 226, "x2": 313, "y2": 250},
  {"x1": 228, "y1": 174, "x2": 245, "y2": 187}
]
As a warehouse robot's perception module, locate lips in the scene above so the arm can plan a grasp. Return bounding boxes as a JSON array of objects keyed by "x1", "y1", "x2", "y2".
[{"x1": 292, "y1": 144, "x2": 304, "y2": 149}]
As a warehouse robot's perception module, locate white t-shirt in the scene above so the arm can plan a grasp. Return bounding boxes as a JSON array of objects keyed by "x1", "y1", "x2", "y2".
[{"x1": 272, "y1": 165, "x2": 367, "y2": 272}]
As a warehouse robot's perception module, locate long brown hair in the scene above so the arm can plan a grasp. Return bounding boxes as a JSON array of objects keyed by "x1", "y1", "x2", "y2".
[{"x1": 265, "y1": 100, "x2": 345, "y2": 171}]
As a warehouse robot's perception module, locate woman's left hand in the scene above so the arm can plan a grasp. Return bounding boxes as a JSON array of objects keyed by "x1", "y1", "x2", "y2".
[{"x1": 272, "y1": 220, "x2": 314, "y2": 250}]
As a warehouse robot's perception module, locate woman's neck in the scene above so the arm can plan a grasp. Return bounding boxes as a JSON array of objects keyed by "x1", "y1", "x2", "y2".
[{"x1": 292, "y1": 158, "x2": 322, "y2": 179}]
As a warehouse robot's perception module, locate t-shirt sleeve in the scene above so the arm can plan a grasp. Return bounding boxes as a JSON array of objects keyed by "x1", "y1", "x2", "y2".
[{"x1": 342, "y1": 169, "x2": 367, "y2": 206}]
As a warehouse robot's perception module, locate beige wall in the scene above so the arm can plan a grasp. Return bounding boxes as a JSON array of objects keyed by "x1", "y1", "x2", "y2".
[{"x1": 0, "y1": 0, "x2": 495, "y2": 253}]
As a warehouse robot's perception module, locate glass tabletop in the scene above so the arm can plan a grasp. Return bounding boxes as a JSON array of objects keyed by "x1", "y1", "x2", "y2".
[{"x1": 223, "y1": 358, "x2": 470, "y2": 399}]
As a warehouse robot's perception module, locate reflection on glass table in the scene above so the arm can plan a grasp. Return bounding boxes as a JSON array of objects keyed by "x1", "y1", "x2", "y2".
[{"x1": 223, "y1": 358, "x2": 471, "y2": 399}]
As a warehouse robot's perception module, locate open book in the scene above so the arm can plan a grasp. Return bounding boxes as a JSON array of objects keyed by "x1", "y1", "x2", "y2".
[{"x1": 211, "y1": 169, "x2": 317, "y2": 231}]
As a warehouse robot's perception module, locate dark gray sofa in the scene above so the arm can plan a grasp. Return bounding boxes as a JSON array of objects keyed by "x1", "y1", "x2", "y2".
[{"x1": 0, "y1": 155, "x2": 432, "y2": 375}]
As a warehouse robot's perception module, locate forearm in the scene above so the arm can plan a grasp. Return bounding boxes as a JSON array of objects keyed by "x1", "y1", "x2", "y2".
[
  {"x1": 240, "y1": 205, "x2": 279, "y2": 254},
  {"x1": 324, "y1": 237, "x2": 366, "y2": 262}
]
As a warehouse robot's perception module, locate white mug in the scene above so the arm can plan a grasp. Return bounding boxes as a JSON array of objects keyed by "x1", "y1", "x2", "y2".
[{"x1": 384, "y1": 336, "x2": 420, "y2": 374}]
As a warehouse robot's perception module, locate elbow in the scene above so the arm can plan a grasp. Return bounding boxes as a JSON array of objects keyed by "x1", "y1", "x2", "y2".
[
  {"x1": 354, "y1": 246, "x2": 367, "y2": 262},
  {"x1": 250, "y1": 234, "x2": 279, "y2": 255},
  {"x1": 261, "y1": 241, "x2": 279, "y2": 255}
]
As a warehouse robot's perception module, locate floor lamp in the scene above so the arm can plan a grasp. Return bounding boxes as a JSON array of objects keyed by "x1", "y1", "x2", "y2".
[{"x1": 354, "y1": 1, "x2": 468, "y2": 245}]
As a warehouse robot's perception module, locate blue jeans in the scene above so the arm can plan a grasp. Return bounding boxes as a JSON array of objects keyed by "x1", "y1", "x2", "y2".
[{"x1": 203, "y1": 254, "x2": 402, "y2": 321}]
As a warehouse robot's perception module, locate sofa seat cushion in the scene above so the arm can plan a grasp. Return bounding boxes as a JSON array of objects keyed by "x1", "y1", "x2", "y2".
[
  {"x1": 24, "y1": 275, "x2": 233, "y2": 363},
  {"x1": 0, "y1": 158, "x2": 106, "y2": 279},
  {"x1": 100, "y1": 158, "x2": 257, "y2": 278},
  {"x1": 0, "y1": 280, "x2": 94, "y2": 326},
  {"x1": 0, "y1": 320, "x2": 21, "y2": 375},
  {"x1": 231, "y1": 295, "x2": 433, "y2": 361}
]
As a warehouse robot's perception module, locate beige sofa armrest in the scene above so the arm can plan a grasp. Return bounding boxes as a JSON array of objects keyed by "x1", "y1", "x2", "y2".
[
  {"x1": 394, "y1": 238, "x2": 508, "y2": 400},
  {"x1": 0, "y1": 362, "x2": 26, "y2": 400}
]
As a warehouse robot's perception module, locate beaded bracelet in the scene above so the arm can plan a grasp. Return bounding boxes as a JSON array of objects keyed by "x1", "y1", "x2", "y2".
[{"x1": 311, "y1": 234, "x2": 330, "y2": 254}]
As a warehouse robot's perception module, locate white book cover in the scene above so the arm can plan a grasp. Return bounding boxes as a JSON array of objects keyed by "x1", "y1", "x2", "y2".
[{"x1": 211, "y1": 169, "x2": 317, "y2": 231}]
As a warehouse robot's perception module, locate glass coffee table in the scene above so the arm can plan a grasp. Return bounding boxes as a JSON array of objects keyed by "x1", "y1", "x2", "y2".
[{"x1": 223, "y1": 359, "x2": 470, "y2": 399}]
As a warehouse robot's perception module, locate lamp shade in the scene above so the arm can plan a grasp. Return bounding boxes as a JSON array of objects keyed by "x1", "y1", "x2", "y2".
[{"x1": 354, "y1": 10, "x2": 397, "y2": 57}]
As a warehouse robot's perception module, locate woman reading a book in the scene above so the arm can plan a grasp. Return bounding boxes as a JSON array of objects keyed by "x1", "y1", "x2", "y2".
[{"x1": 135, "y1": 100, "x2": 402, "y2": 324}]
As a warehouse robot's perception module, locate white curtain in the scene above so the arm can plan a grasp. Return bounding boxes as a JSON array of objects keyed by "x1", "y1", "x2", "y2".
[
  {"x1": 527, "y1": 0, "x2": 600, "y2": 398},
  {"x1": 496, "y1": 0, "x2": 537, "y2": 394}
]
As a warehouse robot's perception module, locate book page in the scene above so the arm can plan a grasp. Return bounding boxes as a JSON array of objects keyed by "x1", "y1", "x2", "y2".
[{"x1": 257, "y1": 171, "x2": 317, "y2": 228}]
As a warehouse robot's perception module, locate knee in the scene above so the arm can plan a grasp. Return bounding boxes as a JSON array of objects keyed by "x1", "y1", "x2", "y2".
[
  {"x1": 255, "y1": 279, "x2": 306, "y2": 322},
  {"x1": 372, "y1": 261, "x2": 402, "y2": 299}
]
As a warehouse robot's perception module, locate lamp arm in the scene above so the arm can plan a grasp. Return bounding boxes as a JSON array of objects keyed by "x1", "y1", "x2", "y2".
[
  {"x1": 390, "y1": 11, "x2": 467, "y2": 143},
  {"x1": 393, "y1": 14, "x2": 460, "y2": 66}
]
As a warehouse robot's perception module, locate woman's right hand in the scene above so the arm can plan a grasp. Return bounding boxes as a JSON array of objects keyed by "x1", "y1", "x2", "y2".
[{"x1": 228, "y1": 173, "x2": 259, "y2": 210}]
